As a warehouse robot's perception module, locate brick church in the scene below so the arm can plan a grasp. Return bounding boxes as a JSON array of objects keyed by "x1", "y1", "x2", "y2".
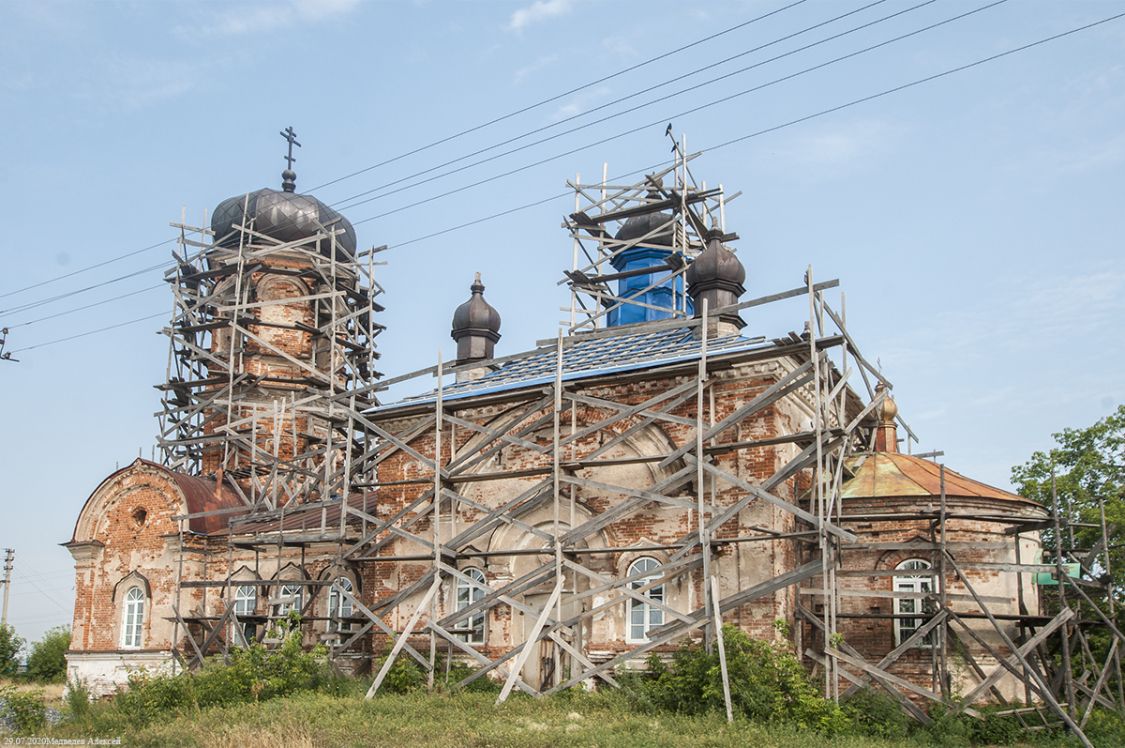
[{"x1": 63, "y1": 139, "x2": 1048, "y2": 712}]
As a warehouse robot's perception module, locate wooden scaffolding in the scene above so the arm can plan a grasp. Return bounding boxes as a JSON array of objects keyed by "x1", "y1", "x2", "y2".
[{"x1": 163, "y1": 165, "x2": 1121, "y2": 748}]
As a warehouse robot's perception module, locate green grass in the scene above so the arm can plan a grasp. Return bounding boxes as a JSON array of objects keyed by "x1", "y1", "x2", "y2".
[{"x1": 39, "y1": 689, "x2": 1090, "y2": 748}]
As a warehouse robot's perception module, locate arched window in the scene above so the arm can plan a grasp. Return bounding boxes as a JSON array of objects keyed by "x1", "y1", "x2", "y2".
[
  {"x1": 275, "y1": 583, "x2": 303, "y2": 619},
  {"x1": 894, "y1": 559, "x2": 935, "y2": 647},
  {"x1": 455, "y1": 568, "x2": 487, "y2": 644},
  {"x1": 121, "y1": 586, "x2": 145, "y2": 649},
  {"x1": 328, "y1": 577, "x2": 355, "y2": 633},
  {"x1": 627, "y1": 557, "x2": 664, "y2": 643},
  {"x1": 233, "y1": 585, "x2": 257, "y2": 645}
]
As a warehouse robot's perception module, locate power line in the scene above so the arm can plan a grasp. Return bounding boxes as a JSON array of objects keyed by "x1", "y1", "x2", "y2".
[
  {"x1": 344, "y1": 0, "x2": 1005, "y2": 223},
  {"x1": 0, "y1": 0, "x2": 999, "y2": 322},
  {"x1": 306, "y1": 0, "x2": 811, "y2": 192},
  {"x1": 7, "y1": 9, "x2": 1123, "y2": 354},
  {"x1": 702, "y1": 9, "x2": 1125, "y2": 153},
  {"x1": 332, "y1": 0, "x2": 925, "y2": 211},
  {"x1": 8, "y1": 312, "x2": 166, "y2": 354},
  {"x1": 0, "y1": 1, "x2": 927, "y2": 320},
  {"x1": 0, "y1": 238, "x2": 176, "y2": 301},
  {"x1": 6, "y1": 284, "x2": 163, "y2": 329},
  {"x1": 0, "y1": 0, "x2": 810, "y2": 301},
  {"x1": 20, "y1": 575, "x2": 71, "y2": 614},
  {"x1": 0, "y1": 261, "x2": 170, "y2": 317}
]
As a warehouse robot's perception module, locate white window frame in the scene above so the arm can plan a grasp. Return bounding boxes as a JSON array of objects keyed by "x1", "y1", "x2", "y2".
[
  {"x1": 455, "y1": 567, "x2": 487, "y2": 645},
  {"x1": 121, "y1": 586, "x2": 145, "y2": 649},
  {"x1": 275, "y1": 583, "x2": 303, "y2": 619},
  {"x1": 233, "y1": 584, "x2": 257, "y2": 645},
  {"x1": 328, "y1": 577, "x2": 355, "y2": 633},
  {"x1": 626, "y1": 556, "x2": 665, "y2": 643},
  {"x1": 894, "y1": 558, "x2": 936, "y2": 648}
]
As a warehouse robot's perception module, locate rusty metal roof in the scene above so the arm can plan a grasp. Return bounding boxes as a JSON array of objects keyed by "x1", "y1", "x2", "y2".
[
  {"x1": 162, "y1": 465, "x2": 244, "y2": 534},
  {"x1": 841, "y1": 453, "x2": 1027, "y2": 503},
  {"x1": 211, "y1": 493, "x2": 371, "y2": 537},
  {"x1": 69, "y1": 459, "x2": 244, "y2": 541}
]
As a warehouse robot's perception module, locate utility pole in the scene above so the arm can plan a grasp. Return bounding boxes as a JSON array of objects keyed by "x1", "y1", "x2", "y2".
[{"x1": 1, "y1": 548, "x2": 13, "y2": 626}]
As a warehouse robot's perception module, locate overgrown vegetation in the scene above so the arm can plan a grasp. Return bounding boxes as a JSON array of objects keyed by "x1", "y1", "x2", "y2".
[
  {"x1": 0, "y1": 685, "x2": 48, "y2": 734},
  {"x1": 620, "y1": 625, "x2": 848, "y2": 733},
  {"x1": 0, "y1": 624, "x2": 22, "y2": 678},
  {"x1": 24, "y1": 627, "x2": 69, "y2": 683},
  {"x1": 2, "y1": 625, "x2": 1124, "y2": 745}
]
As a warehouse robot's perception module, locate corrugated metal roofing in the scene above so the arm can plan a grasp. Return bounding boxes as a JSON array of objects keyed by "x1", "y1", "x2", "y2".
[
  {"x1": 380, "y1": 326, "x2": 766, "y2": 410},
  {"x1": 213, "y1": 494, "x2": 372, "y2": 537},
  {"x1": 69, "y1": 459, "x2": 244, "y2": 540},
  {"x1": 841, "y1": 453, "x2": 1027, "y2": 503}
]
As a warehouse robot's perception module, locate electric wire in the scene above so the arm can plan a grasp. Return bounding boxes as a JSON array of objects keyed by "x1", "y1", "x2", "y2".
[
  {"x1": 332, "y1": 0, "x2": 925, "y2": 210},
  {"x1": 7, "y1": 9, "x2": 1123, "y2": 354},
  {"x1": 306, "y1": 0, "x2": 811, "y2": 192},
  {"x1": 0, "y1": 0, "x2": 993, "y2": 319},
  {"x1": 344, "y1": 0, "x2": 1004, "y2": 221},
  {"x1": 6, "y1": 284, "x2": 164, "y2": 328},
  {"x1": 0, "y1": 238, "x2": 177, "y2": 301},
  {"x1": 0, "y1": 261, "x2": 171, "y2": 317},
  {"x1": 0, "y1": 0, "x2": 811, "y2": 301}
]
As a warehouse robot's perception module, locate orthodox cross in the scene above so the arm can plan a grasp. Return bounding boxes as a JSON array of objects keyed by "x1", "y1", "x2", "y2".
[{"x1": 280, "y1": 126, "x2": 301, "y2": 170}]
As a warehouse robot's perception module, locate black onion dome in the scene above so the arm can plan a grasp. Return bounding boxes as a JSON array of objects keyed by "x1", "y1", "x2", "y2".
[
  {"x1": 686, "y1": 229, "x2": 746, "y2": 292},
  {"x1": 451, "y1": 273, "x2": 501, "y2": 342},
  {"x1": 615, "y1": 211, "x2": 675, "y2": 247},
  {"x1": 615, "y1": 185, "x2": 675, "y2": 248},
  {"x1": 210, "y1": 187, "x2": 357, "y2": 258}
]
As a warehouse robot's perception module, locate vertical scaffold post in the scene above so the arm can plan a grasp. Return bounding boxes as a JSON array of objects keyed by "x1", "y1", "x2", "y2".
[{"x1": 430, "y1": 352, "x2": 444, "y2": 690}]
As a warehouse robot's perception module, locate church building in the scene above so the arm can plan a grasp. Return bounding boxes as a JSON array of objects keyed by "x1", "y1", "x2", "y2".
[{"x1": 64, "y1": 135, "x2": 1049, "y2": 716}]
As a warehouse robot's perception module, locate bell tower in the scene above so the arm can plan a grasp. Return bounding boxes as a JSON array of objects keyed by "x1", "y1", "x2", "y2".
[{"x1": 158, "y1": 129, "x2": 383, "y2": 506}]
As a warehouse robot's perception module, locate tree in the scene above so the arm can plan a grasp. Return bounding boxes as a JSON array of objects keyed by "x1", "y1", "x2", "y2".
[
  {"x1": 1011, "y1": 405, "x2": 1125, "y2": 592},
  {"x1": 0, "y1": 623, "x2": 24, "y2": 677},
  {"x1": 24, "y1": 627, "x2": 70, "y2": 683}
]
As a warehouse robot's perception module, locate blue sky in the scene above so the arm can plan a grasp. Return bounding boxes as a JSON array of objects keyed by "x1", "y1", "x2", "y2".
[{"x1": 1, "y1": 0, "x2": 1122, "y2": 645}]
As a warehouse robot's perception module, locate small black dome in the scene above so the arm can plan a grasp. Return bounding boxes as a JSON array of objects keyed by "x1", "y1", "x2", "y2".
[
  {"x1": 210, "y1": 187, "x2": 357, "y2": 258},
  {"x1": 451, "y1": 273, "x2": 501, "y2": 363},
  {"x1": 686, "y1": 229, "x2": 746, "y2": 329},
  {"x1": 452, "y1": 274, "x2": 501, "y2": 341},
  {"x1": 686, "y1": 230, "x2": 746, "y2": 291}
]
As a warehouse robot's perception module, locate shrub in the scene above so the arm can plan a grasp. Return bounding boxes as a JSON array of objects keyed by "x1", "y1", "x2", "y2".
[
  {"x1": 371, "y1": 654, "x2": 426, "y2": 695},
  {"x1": 110, "y1": 630, "x2": 334, "y2": 726},
  {"x1": 919, "y1": 702, "x2": 974, "y2": 747},
  {"x1": 0, "y1": 624, "x2": 23, "y2": 678},
  {"x1": 0, "y1": 686, "x2": 47, "y2": 734},
  {"x1": 622, "y1": 625, "x2": 850, "y2": 734},
  {"x1": 1084, "y1": 708, "x2": 1125, "y2": 747},
  {"x1": 443, "y1": 662, "x2": 500, "y2": 694},
  {"x1": 840, "y1": 687, "x2": 912, "y2": 740},
  {"x1": 25, "y1": 627, "x2": 70, "y2": 683},
  {"x1": 65, "y1": 679, "x2": 91, "y2": 720}
]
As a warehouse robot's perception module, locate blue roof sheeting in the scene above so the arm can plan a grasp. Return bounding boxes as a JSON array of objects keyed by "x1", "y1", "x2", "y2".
[{"x1": 377, "y1": 326, "x2": 766, "y2": 410}]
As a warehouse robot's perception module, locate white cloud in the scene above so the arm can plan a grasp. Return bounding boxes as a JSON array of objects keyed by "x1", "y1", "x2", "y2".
[
  {"x1": 507, "y1": 0, "x2": 575, "y2": 33},
  {"x1": 181, "y1": 0, "x2": 360, "y2": 37},
  {"x1": 601, "y1": 35, "x2": 636, "y2": 60},
  {"x1": 513, "y1": 54, "x2": 558, "y2": 84},
  {"x1": 772, "y1": 119, "x2": 901, "y2": 173},
  {"x1": 550, "y1": 85, "x2": 610, "y2": 121},
  {"x1": 72, "y1": 55, "x2": 207, "y2": 110}
]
